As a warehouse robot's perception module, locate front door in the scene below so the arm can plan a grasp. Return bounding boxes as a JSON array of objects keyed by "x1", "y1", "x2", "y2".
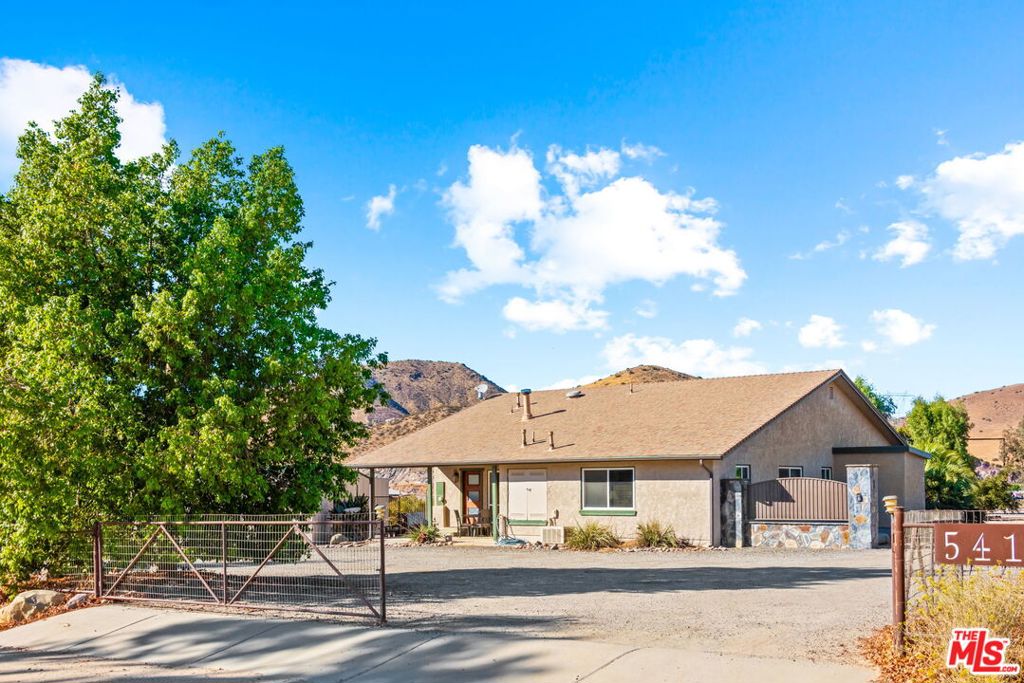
[{"x1": 462, "y1": 469, "x2": 484, "y2": 520}]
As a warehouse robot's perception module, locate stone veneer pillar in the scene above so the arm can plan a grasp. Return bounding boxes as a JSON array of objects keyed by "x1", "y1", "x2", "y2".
[
  {"x1": 846, "y1": 464, "x2": 879, "y2": 549},
  {"x1": 720, "y1": 479, "x2": 747, "y2": 547}
]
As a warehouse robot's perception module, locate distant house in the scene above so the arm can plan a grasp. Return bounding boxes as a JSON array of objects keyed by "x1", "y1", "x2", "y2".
[{"x1": 349, "y1": 369, "x2": 926, "y2": 545}]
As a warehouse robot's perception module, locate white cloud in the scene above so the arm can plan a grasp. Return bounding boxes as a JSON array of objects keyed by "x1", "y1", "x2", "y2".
[
  {"x1": 620, "y1": 140, "x2": 665, "y2": 161},
  {"x1": 440, "y1": 142, "x2": 746, "y2": 333},
  {"x1": 895, "y1": 175, "x2": 915, "y2": 190},
  {"x1": 835, "y1": 198, "x2": 853, "y2": 214},
  {"x1": 921, "y1": 141, "x2": 1024, "y2": 260},
  {"x1": 502, "y1": 296, "x2": 608, "y2": 333},
  {"x1": 873, "y1": 220, "x2": 931, "y2": 267},
  {"x1": 602, "y1": 333, "x2": 766, "y2": 377},
  {"x1": 870, "y1": 309, "x2": 935, "y2": 347},
  {"x1": 733, "y1": 317, "x2": 763, "y2": 338},
  {"x1": 790, "y1": 230, "x2": 850, "y2": 260},
  {"x1": 935, "y1": 128, "x2": 949, "y2": 146},
  {"x1": 0, "y1": 58, "x2": 166, "y2": 174},
  {"x1": 546, "y1": 145, "x2": 622, "y2": 197},
  {"x1": 860, "y1": 340, "x2": 878, "y2": 353},
  {"x1": 365, "y1": 184, "x2": 398, "y2": 230},
  {"x1": 542, "y1": 374, "x2": 603, "y2": 390},
  {"x1": 634, "y1": 299, "x2": 658, "y2": 319},
  {"x1": 798, "y1": 315, "x2": 845, "y2": 349}
]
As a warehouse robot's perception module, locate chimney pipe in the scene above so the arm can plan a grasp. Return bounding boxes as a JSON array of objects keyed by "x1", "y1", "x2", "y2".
[
  {"x1": 521, "y1": 389, "x2": 533, "y2": 421},
  {"x1": 548, "y1": 430, "x2": 555, "y2": 450},
  {"x1": 521, "y1": 429, "x2": 527, "y2": 447}
]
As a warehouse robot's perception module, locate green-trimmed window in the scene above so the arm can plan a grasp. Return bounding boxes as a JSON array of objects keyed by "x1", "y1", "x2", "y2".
[{"x1": 582, "y1": 468, "x2": 635, "y2": 510}]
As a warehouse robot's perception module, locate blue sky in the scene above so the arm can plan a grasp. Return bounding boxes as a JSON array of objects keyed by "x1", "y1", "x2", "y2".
[{"x1": 2, "y1": 2, "x2": 1023, "y2": 409}]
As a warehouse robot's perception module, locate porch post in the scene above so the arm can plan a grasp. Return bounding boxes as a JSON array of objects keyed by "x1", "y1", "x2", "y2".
[
  {"x1": 425, "y1": 466, "x2": 434, "y2": 527},
  {"x1": 490, "y1": 465, "x2": 499, "y2": 541}
]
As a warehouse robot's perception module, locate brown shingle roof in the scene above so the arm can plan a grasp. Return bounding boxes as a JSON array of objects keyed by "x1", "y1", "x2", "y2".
[{"x1": 347, "y1": 369, "x2": 858, "y2": 467}]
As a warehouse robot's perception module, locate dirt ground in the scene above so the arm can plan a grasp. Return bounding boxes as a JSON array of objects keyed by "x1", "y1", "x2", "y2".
[{"x1": 384, "y1": 544, "x2": 892, "y2": 663}]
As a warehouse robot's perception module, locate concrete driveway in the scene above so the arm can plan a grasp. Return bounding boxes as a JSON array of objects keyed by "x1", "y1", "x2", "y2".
[{"x1": 0, "y1": 604, "x2": 873, "y2": 682}]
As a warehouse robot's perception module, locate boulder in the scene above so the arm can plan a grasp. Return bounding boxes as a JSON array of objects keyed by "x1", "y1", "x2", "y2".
[
  {"x1": 0, "y1": 589, "x2": 66, "y2": 624},
  {"x1": 66, "y1": 593, "x2": 89, "y2": 610}
]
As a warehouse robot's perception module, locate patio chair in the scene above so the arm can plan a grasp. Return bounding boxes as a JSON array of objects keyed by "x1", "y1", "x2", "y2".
[{"x1": 454, "y1": 510, "x2": 474, "y2": 537}]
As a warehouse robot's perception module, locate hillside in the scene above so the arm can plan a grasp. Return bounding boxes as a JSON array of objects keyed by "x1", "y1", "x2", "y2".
[
  {"x1": 586, "y1": 365, "x2": 699, "y2": 387},
  {"x1": 365, "y1": 359, "x2": 505, "y2": 425},
  {"x1": 954, "y1": 383, "x2": 1024, "y2": 463},
  {"x1": 349, "y1": 360, "x2": 505, "y2": 485}
]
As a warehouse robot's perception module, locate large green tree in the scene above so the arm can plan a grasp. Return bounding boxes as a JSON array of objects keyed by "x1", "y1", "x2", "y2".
[
  {"x1": 900, "y1": 397, "x2": 1017, "y2": 510},
  {"x1": 0, "y1": 78, "x2": 386, "y2": 578},
  {"x1": 853, "y1": 375, "x2": 897, "y2": 420}
]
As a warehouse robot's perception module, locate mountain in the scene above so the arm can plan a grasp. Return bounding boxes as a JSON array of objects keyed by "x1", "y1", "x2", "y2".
[
  {"x1": 365, "y1": 359, "x2": 505, "y2": 424},
  {"x1": 954, "y1": 383, "x2": 1024, "y2": 463},
  {"x1": 348, "y1": 360, "x2": 505, "y2": 486},
  {"x1": 586, "y1": 365, "x2": 699, "y2": 387}
]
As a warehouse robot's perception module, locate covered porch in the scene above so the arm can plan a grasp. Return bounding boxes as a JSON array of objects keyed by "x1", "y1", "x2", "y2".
[{"x1": 360, "y1": 464, "x2": 501, "y2": 540}]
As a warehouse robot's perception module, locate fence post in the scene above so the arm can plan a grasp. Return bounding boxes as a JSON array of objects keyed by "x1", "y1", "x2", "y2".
[
  {"x1": 891, "y1": 505, "x2": 905, "y2": 652},
  {"x1": 378, "y1": 516, "x2": 387, "y2": 626},
  {"x1": 221, "y1": 522, "x2": 228, "y2": 605},
  {"x1": 93, "y1": 521, "x2": 104, "y2": 598},
  {"x1": 92, "y1": 521, "x2": 99, "y2": 597}
]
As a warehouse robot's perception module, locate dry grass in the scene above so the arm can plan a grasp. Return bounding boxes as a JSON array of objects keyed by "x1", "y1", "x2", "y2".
[{"x1": 861, "y1": 567, "x2": 1024, "y2": 682}]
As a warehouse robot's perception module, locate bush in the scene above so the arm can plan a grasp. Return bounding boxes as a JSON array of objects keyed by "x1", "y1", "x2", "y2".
[
  {"x1": 406, "y1": 524, "x2": 441, "y2": 544},
  {"x1": 565, "y1": 522, "x2": 620, "y2": 550},
  {"x1": 860, "y1": 566, "x2": 1024, "y2": 682},
  {"x1": 388, "y1": 495, "x2": 425, "y2": 526},
  {"x1": 636, "y1": 521, "x2": 680, "y2": 548}
]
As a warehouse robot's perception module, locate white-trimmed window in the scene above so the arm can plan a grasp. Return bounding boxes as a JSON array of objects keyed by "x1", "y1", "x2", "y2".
[
  {"x1": 582, "y1": 468, "x2": 635, "y2": 510},
  {"x1": 778, "y1": 466, "x2": 803, "y2": 478},
  {"x1": 734, "y1": 464, "x2": 751, "y2": 481},
  {"x1": 821, "y1": 466, "x2": 833, "y2": 480}
]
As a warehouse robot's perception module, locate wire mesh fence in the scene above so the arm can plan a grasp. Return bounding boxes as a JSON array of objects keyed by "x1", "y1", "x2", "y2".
[
  {"x1": 902, "y1": 510, "x2": 1024, "y2": 609},
  {"x1": 88, "y1": 514, "x2": 385, "y2": 623}
]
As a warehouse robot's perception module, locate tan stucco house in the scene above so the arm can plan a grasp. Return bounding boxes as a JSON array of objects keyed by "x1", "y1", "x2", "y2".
[{"x1": 348, "y1": 369, "x2": 927, "y2": 546}]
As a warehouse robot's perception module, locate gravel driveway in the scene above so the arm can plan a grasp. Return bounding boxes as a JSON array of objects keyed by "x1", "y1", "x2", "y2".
[{"x1": 385, "y1": 545, "x2": 891, "y2": 663}]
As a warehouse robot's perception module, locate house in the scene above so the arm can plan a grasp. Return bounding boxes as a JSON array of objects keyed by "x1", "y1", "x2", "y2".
[{"x1": 348, "y1": 369, "x2": 927, "y2": 546}]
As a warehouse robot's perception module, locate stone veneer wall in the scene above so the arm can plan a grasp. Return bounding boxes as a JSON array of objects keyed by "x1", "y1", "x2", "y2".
[{"x1": 748, "y1": 522, "x2": 850, "y2": 549}]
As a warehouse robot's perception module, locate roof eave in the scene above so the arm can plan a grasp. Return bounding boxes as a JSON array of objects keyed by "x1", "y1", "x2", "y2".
[{"x1": 347, "y1": 452, "x2": 725, "y2": 469}]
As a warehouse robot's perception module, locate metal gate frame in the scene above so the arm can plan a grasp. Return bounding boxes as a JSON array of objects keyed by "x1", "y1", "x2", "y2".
[{"x1": 92, "y1": 517, "x2": 387, "y2": 624}]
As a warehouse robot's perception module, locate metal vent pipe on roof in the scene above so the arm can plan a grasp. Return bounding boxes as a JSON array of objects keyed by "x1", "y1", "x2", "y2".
[{"x1": 521, "y1": 388, "x2": 533, "y2": 421}]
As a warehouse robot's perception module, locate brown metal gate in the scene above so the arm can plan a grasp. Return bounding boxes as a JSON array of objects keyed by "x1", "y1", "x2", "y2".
[
  {"x1": 91, "y1": 515, "x2": 386, "y2": 624},
  {"x1": 747, "y1": 477, "x2": 848, "y2": 521}
]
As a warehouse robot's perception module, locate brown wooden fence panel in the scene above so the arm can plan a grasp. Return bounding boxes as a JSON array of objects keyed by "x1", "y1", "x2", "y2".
[{"x1": 747, "y1": 477, "x2": 848, "y2": 522}]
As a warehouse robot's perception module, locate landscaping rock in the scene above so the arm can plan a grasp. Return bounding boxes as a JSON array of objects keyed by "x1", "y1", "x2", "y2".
[
  {"x1": 0, "y1": 589, "x2": 66, "y2": 624},
  {"x1": 66, "y1": 593, "x2": 89, "y2": 610}
]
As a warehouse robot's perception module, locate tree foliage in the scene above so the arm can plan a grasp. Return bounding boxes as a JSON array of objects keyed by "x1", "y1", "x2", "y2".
[
  {"x1": 900, "y1": 397, "x2": 1017, "y2": 510},
  {"x1": 999, "y1": 417, "x2": 1024, "y2": 473},
  {"x1": 0, "y1": 77, "x2": 386, "y2": 579},
  {"x1": 853, "y1": 375, "x2": 897, "y2": 419}
]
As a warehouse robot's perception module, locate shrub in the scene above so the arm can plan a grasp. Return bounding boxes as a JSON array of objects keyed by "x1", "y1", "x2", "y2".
[
  {"x1": 406, "y1": 524, "x2": 441, "y2": 544},
  {"x1": 565, "y1": 522, "x2": 620, "y2": 550},
  {"x1": 636, "y1": 521, "x2": 680, "y2": 548},
  {"x1": 860, "y1": 566, "x2": 1024, "y2": 682},
  {"x1": 388, "y1": 495, "x2": 425, "y2": 526}
]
